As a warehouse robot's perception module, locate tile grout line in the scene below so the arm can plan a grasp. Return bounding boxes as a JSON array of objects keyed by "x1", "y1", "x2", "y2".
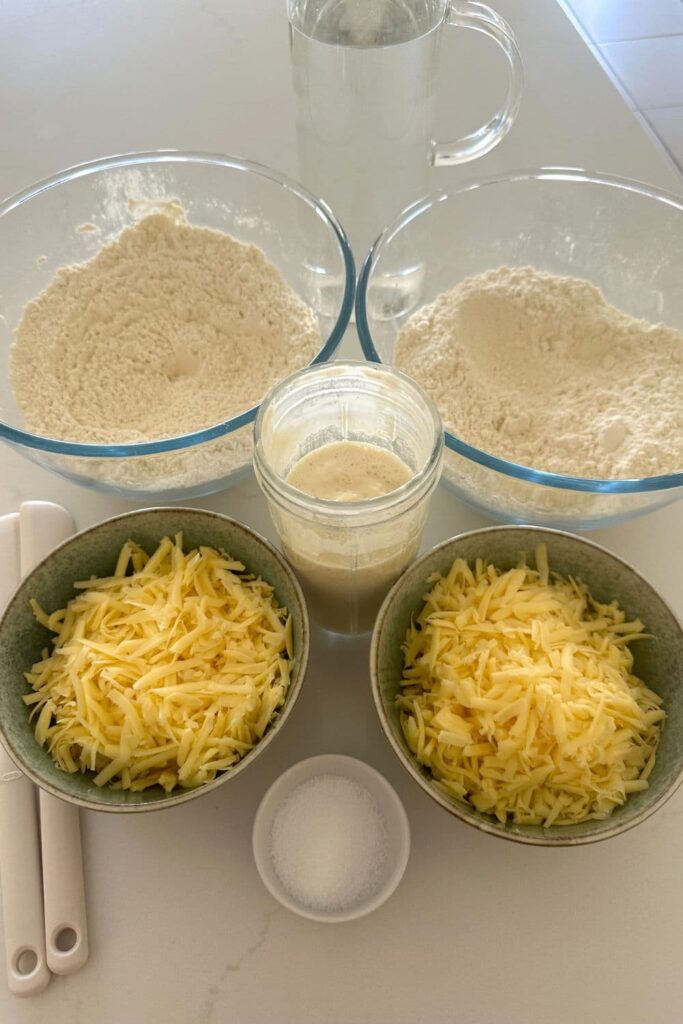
[
  {"x1": 586, "y1": 45, "x2": 641, "y2": 112},
  {"x1": 592, "y1": 36, "x2": 683, "y2": 114},
  {"x1": 598, "y1": 58, "x2": 683, "y2": 177},
  {"x1": 556, "y1": 0, "x2": 683, "y2": 181},
  {"x1": 596, "y1": 33, "x2": 683, "y2": 45},
  {"x1": 636, "y1": 101, "x2": 683, "y2": 112}
]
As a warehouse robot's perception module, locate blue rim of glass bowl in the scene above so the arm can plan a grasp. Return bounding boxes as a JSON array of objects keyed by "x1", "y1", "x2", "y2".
[
  {"x1": 356, "y1": 166, "x2": 683, "y2": 496},
  {"x1": 0, "y1": 150, "x2": 356, "y2": 458}
]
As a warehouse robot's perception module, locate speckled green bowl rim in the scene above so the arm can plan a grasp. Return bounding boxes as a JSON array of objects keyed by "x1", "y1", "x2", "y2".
[
  {"x1": 370, "y1": 525, "x2": 683, "y2": 847},
  {"x1": 0, "y1": 507, "x2": 309, "y2": 813}
]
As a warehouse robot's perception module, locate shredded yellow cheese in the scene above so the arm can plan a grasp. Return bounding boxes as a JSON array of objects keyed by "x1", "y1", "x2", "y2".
[
  {"x1": 396, "y1": 546, "x2": 664, "y2": 826},
  {"x1": 24, "y1": 534, "x2": 293, "y2": 792}
]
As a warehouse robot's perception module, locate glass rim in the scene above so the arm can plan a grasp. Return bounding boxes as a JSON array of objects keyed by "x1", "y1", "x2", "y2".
[
  {"x1": 253, "y1": 359, "x2": 444, "y2": 519},
  {"x1": 0, "y1": 149, "x2": 356, "y2": 458},
  {"x1": 355, "y1": 165, "x2": 683, "y2": 496},
  {"x1": 286, "y1": 0, "x2": 446, "y2": 48}
]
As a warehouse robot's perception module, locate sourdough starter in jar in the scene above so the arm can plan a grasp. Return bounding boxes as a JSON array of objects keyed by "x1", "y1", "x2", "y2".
[
  {"x1": 287, "y1": 441, "x2": 410, "y2": 500},
  {"x1": 253, "y1": 361, "x2": 444, "y2": 636},
  {"x1": 283, "y1": 441, "x2": 414, "y2": 633}
]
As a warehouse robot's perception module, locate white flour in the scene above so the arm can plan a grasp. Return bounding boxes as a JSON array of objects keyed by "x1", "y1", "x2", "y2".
[
  {"x1": 10, "y1": 213, "x2": 321, "y2": 489},
  {"x1": 395, "y1": 266, "x2": 683, "y2": 480}
]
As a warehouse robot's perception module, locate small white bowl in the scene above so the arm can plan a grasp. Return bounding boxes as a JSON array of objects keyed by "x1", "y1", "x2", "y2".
[{"x1": 252, "y1": 754, "x2": 410, "y2": 923}]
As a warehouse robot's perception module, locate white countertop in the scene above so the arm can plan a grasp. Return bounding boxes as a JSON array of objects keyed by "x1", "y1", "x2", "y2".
[{"x1": 1, "y1": 2, "x2": 682, "y2": 1022}]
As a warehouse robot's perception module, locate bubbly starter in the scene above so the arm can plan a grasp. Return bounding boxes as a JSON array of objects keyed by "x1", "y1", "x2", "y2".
[
  {"x1": 287, "y1": 440, "x2": 410, "y2": 500},
  {"x1": 281, "y1": 441, "x2": 416, "y2": 634}
]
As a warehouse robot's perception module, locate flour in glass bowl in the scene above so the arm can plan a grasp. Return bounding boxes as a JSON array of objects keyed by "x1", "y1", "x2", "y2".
[
  {"x1": 9, "y1": 210, "x2": 321, "y2": 489},
  {"x1": 395, "y1": 266, "x2": 683, "y2": 481}
]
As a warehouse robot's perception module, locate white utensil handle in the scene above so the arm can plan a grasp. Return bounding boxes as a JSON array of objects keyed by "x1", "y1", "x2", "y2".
[
  {"x1": 0, "y1": 765, "x2": 51, "y2": 996},
  {"x1": 19, "y1": 502, "x2": 89, "y2": 977},
  {"x1": 38, "y1": 796, "x2": 88, "y2": 975},
  {"x1": 0, "y1": 513, "x2": 50, "y2": 996}
]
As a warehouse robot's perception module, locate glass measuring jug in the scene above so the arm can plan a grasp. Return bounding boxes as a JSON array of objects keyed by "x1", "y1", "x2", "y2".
[{"x1": 288, "y1": 0, "x2": 523, "y2": 261}]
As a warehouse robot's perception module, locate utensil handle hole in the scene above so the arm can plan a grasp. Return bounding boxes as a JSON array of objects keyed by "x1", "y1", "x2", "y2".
[
  {"x1": 15, "y1": 948, "x2": 39, "y2": 975},
  {"x1": 53, "y1": 926, "x2": 78, "y2": 953}
]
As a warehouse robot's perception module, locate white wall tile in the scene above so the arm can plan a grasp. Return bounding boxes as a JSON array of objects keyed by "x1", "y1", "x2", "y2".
[
  {"x1": 600, "y1": 36, "x2": 683, "y2": 108},
  {"x1": 580, "y1": 42, "x2": 638, "y2": 108},
  {"x1": 565, "y1": 0, "x2": 683, "y2": 43}
]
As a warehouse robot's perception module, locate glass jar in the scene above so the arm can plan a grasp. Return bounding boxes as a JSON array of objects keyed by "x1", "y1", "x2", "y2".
[{"x1": 253, "y1": 361, "x2": 443, "y2": 635}]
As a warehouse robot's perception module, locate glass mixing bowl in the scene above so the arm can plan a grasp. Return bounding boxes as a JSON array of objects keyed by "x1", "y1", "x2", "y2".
[
  {"x1": 0, "y1": 152, "x2": 354, "y2": 499},
  {"x1": 356, "y1": 168, "x2": 683, "y2": 530}
]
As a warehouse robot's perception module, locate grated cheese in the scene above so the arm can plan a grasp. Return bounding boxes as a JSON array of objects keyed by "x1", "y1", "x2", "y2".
[
  {"x1": 396, "y1": 545, "x2": 664, "y2": 826},
  {"x1": 24, "y1": 534, "x2": 293, "y2": 792}
]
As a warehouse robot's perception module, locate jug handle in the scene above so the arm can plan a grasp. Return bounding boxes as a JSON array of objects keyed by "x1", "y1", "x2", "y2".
[{"x1": 432, "y1": 1, "x2": 523, "y2": 166}]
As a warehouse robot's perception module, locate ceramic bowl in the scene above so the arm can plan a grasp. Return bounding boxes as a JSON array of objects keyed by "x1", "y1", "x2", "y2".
[
  {"x1": 371, "y1": 526, "x2": 683, "y2": 846},
  {"x1": 252, "y1": 754, "x2": 410, "y2": 922},
  {"x1": 0, "y1": 507, "x2": 309, "y2": 812}
]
